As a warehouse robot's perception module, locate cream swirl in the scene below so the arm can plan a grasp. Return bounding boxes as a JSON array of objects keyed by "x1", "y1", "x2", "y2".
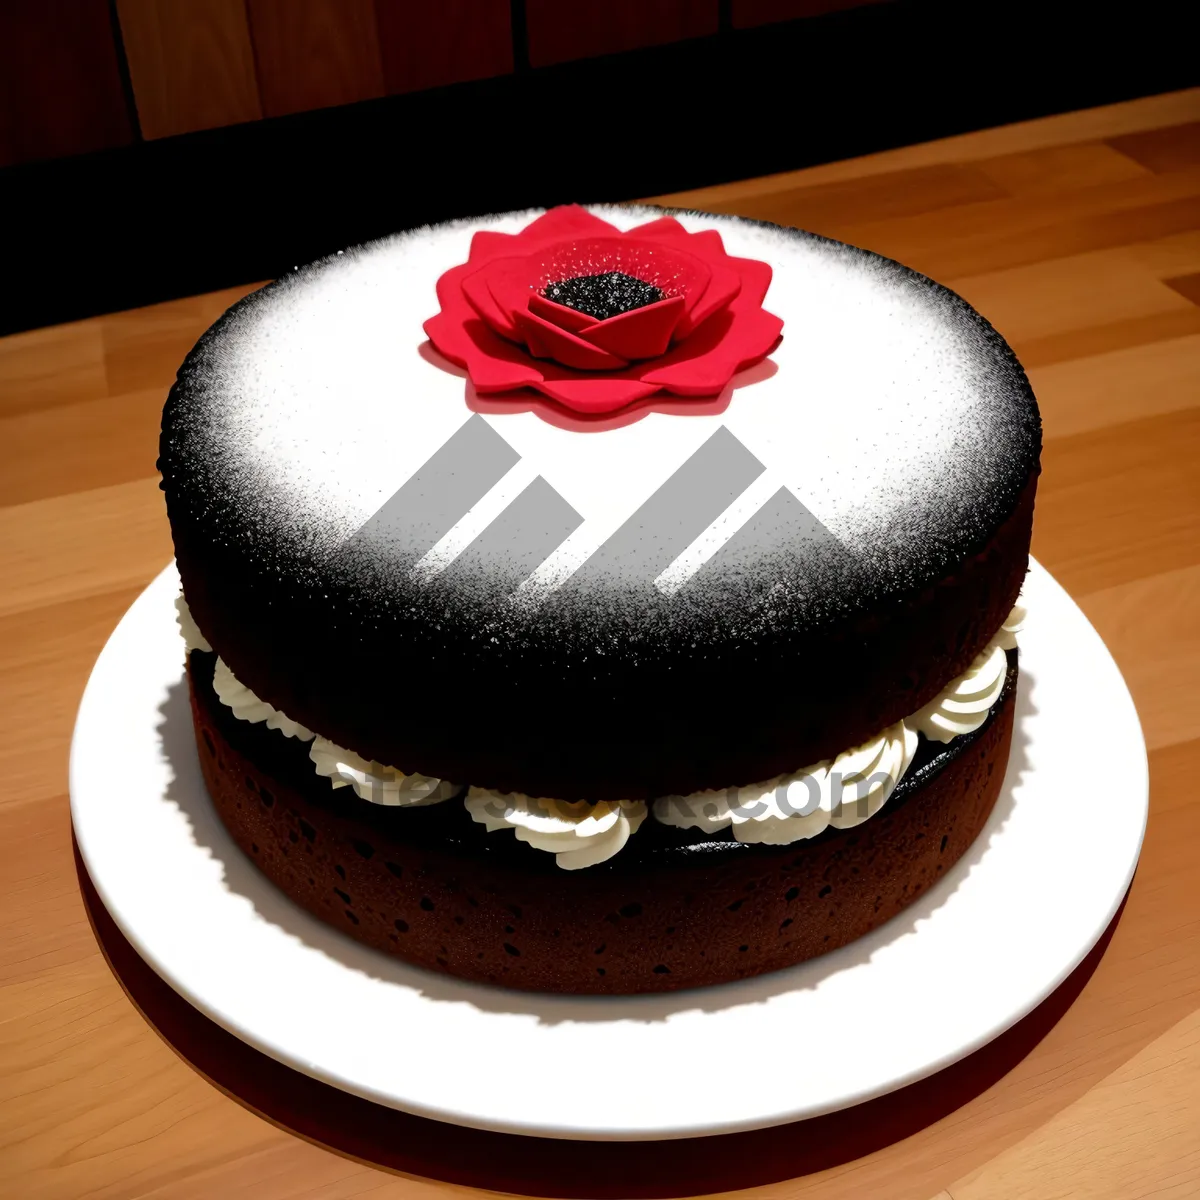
[
  {"x1": 464, "y1": 791, "x2": 647, "y2": 870},
  {"x1": 996, "y1": 598, "x2": 1026, "y2": 650},
  {"x1": 654, "y1": 721, "x2": 917, "y2": 846},
  {"x1": 909, "y1": 642, "x2": 1008, "y2": 743},
  {"x1": 205, "y1": 647, "x2": 455, "y2": 804},
  {"x1": 310, "y1": 737, "x2": 457, "y2": 807},
  {"x1": 175, "y1": 594, "x2": 212, "y2": 654},
  {"x1": 191, "y1": 590, "x2": 1022, "y2": 865},
  {"x1": 829, "y1": 721, "x2": 919, "y2": 829},
  {"x1": 211, "y1": 656, "x2": 315, "y2": 742},
  {"x1": 654, "y1": 766, "x2": 834, "y2": 843}
]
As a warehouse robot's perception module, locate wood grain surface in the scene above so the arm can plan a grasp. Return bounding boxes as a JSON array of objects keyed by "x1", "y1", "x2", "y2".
[
  {"x1": 0, "y1": 0, "x2": 133, "y2": 167},
  {"x1": 246, "y1": 0, "x2": 385, "y2": 119},
  {"x1": 1, "y1": 88, "x2": 1199, "y2": 1198},
  {"x1": 373, "y1": 0, "x2": 514, "y2": 95},
  {"x1": 116, "y1": 0, "x2": 262, "y2": 139}
]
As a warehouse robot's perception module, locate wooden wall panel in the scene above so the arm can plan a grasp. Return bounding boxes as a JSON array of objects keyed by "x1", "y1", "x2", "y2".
[
  {"x1": 115, "y1": 0, "x2": 262, "y2": 139},
  {"x1": 246, "y1": 0, "x2": 385, "y2": 119},
  {"x1": 373, "y1": 0, "x2": 513, "y2": 95},
  {"x1": 525, "y1": 0, "x2": 718, "y2": 69},
  {"x1": 0, "y1": 0, "x2": 132, "y2": 167},
  {"x1": 733, "y1": 0, "x2": 890, "y2": 28}
]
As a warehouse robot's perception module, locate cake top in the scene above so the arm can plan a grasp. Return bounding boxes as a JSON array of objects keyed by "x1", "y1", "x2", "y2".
[{"x1": 161, "y1": 205, "x2": 1040, "y2": 799}]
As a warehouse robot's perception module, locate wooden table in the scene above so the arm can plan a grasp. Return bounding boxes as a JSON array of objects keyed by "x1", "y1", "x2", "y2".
[{"x1": 2, "y1": 89, "x2": 1199, "y2": 1199}]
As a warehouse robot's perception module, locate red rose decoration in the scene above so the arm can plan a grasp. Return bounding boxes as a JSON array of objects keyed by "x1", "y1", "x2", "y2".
[{"x1": 423, "y1": 206, "x2": 783, "y2": 418}]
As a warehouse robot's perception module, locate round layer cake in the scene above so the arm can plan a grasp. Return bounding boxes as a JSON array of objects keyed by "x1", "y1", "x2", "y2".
[{"x1": 159, "y1": 204, "x2": 1040, "y2": 993}]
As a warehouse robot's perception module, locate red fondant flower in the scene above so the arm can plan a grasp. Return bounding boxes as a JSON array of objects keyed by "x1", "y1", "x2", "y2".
[{"x1": 423, "y1": 206, "x2": 783, "y2": 417}]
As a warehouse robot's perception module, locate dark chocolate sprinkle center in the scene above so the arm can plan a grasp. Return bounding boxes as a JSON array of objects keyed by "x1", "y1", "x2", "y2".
[{"x1": 543, "y1": 271, "x2": 663, "y2": 321}]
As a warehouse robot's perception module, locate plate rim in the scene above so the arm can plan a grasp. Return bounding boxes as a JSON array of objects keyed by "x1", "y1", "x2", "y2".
[{"x1": 70, "y1": 557, "x2": 1148, "y2": 1141}]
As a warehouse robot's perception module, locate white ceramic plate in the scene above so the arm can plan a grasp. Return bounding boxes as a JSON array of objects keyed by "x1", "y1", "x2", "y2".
[{"x1": 70, "y1": 558, "x2": 1147, "y2": 1141}]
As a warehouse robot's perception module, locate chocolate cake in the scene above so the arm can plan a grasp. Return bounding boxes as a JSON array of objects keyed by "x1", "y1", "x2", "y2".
[{"x1": 159, "y1": 205, "x2": 1040, "y2": 994}]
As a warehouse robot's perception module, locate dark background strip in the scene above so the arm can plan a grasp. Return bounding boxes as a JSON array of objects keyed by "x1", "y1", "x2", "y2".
[{"x1": 3, "y1": 0, "x2": 1196, "y2": 335}]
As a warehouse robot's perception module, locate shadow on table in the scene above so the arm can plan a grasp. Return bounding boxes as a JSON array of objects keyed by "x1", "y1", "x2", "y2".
[{"x1": 76, "y1": 839, "x2": 1127, "y2": 1199}]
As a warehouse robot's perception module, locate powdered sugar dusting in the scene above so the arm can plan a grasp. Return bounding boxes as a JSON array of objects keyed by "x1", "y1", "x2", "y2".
[
  {"x1": 160, "y1": 206, "x2": 1039, "y2": 801},
  {"x1": 165, "y1": 206, "x2": 1035, "y2": 597}
]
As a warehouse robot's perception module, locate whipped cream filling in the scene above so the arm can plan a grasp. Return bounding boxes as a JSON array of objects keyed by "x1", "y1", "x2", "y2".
[
  {"x1": 654, "y1": 721, "x2": 919, "y2": 845},
  {"x1": 465, "y1": 791, "x2": 647, "y2": 870},
  {"x1": 655, "y1": 604, "x2": 1021, "y2": 846},
  {"x1": 310, "y1": 736, "x2": 458, "y2": 807},
  {"x1": 909, "y1": 643, "x2": 1008, "y2": 743},
  {"x1": 179, "y1": 591, "x2": 1023, "y2": 866},
  {"x1": 212, "y1": 656, "x2": 315, "y2": 741},
  {"x1": 181, "y1": 598, "x2": 456, "y2": 808},
  {"x1": 996, "y1": 600, "x2": 1026, "y2": 650},
  {"x1": 175, "y1": 593, "x2": 212, "y2": 654}
]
